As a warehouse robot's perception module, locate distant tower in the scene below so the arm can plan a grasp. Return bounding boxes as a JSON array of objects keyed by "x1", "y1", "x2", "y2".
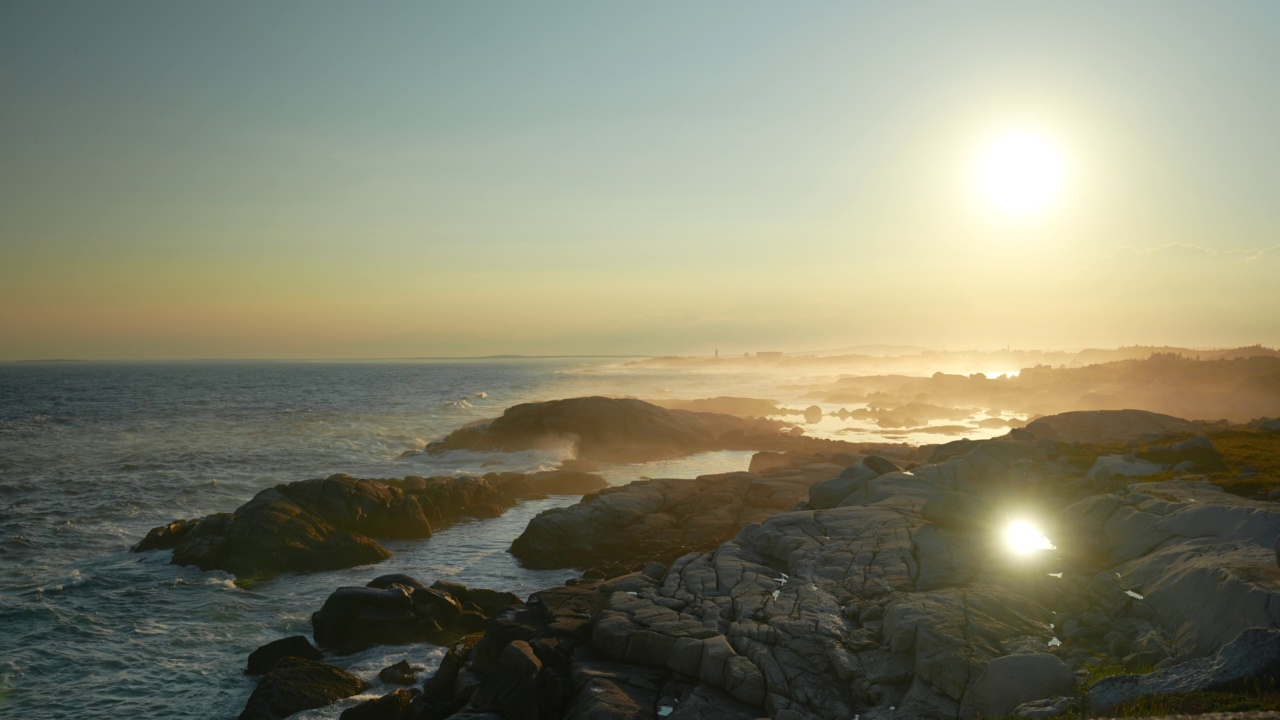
[{"x1": 715, "y1": 349, "x2": 719, "y2": 359}]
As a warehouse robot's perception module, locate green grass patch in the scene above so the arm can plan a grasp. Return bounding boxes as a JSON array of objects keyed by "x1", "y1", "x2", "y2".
[{"x1": 1099, "y1": 690, "x2": 1280, "y2": 716}]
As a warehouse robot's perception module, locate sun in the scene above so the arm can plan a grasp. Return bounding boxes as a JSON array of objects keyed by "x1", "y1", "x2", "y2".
[{"x1": 975, "y1": 131, "x2": 1065, "y2": 216}]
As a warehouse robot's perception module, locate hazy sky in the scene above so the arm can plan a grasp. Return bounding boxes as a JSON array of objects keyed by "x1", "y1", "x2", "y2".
[{"x1": 3, "y1": 2, "x2": 1279, "y2": 359}]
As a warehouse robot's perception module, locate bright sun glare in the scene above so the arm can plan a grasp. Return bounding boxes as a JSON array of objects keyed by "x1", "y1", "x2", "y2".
[
  {"x1": 976, "y1": 132, "x2": 1065, "y2": 215},
  {"x1": 1003, "y1": 520, "x2": 1055, "y2": 556}
]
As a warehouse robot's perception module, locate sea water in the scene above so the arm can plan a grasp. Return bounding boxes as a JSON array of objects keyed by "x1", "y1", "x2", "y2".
[
  {"x1": 0, "y1": 358, "x2": 1014, "y2": 719},
  {"x1": 0, "y1": 359, "x2": 787, "y2": 720}
]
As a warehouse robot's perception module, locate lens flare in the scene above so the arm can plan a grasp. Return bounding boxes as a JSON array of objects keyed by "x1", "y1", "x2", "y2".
[{"x1": 1004, "y1": 520, "x2": 1055, "y2": 555}]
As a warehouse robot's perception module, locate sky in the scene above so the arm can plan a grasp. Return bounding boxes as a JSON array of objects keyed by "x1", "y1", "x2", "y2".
[{"x1": 2, "y1": 1, "x2": 1279, "y2": 359}]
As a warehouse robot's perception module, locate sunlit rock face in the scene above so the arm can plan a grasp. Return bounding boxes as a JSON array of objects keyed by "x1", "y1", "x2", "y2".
[
  {"x1": 388, "y1": 411, "x2": 1280, "y2": 720},
  {"x1": 560, "y1": 423, "x2": 1280, "y2": 719}
]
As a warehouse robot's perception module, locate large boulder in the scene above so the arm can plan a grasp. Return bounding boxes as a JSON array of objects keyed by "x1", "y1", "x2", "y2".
[
  {"x1": 958, "y1": 653, "x2": 1075, "y2": 719},
  {"x1": 426, "y1": 396, "x2": 785, "y2": 463},
  {"x1": 246, "y1": 635, "x2": 323, "y2": 675},
  {"x1": 510, "y1": 464, "x2": 844, "y2": 571},
  {"x1": 311, "y1": 575, "x2": 519, "y2": 654},
  {"x1": 1089, "y1": 627, "x2": 1280, "y2": 712},
  {"x1": 1024, "y1": 409, "x2": 1199, "y2": 443},
  {"x1": 134, "y1": 474, "x2": 515, "y2": 578},
  {"x1": 238, "y1": 657, "x2": 367, "y2": 720}
]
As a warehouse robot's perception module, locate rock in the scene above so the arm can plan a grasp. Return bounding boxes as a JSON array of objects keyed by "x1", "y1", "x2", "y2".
[
  {"x1": 470, "y1": 640, "x2": 542, "y2": 720},
  {"x1": 862, "y1": 455, "x2": 902, "y2": 475},
  {"x1": 1024, "y1": 409, "x2": 1200, "y2": 443},
  {"x1": 312, "y1": 575, "x2": 508, "y2": 654},
  {"x1": 808, "y1": 462, "x2": 880, "y2": 510},
  {"x1": 919, "y1": 491, "x2": 987, "y2": 530},
  {"x1": 378, "y1": 660, "x2": 417, "y2": 686},
  {"x1": 425, "y1": 396, "x2": 785, "y2": 463},
  {"x1": 1086, "y1": 455, "x2": 1165, "y2": 480},
  {"x1": 803, "y1": 405, "x2": 823, "y2": 424},
  {"x1": 1085, "y1": 481, "x2": 1280, "y2": 654},
  {"x1": 1089, "y1": 627, "x2": 1280, "y2": 712},
  {"x1": 1136, "y1": 434, "x2": 1226, "y2": 470},
  {"x1": 340, "y1": 688, "x2": 415, "y2": 720},
  {"x1": 1012, "y1": 696, "x2": 1075, "y2": 718},
  {"x1": 135, "y1": 474, "x2": 515, "y2": 578},
  {"x1": 510, "y1": 465, "x2": 843, "y2": 570},
  {"x1": 526, "y1": 469, "x2": 609, "y2": 496},
  {"x1": 238, "y1": 657, "x2": 367, "y2": 720},
  {"x1": 959, "y1": 653, "x2": 1076, "y2": 719},
  {"x1": 246, "y1": 635, "x2": 323, "y2": 675}
]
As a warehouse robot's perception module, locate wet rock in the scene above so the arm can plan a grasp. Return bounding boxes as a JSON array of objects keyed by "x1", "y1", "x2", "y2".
[
  {"x1": 378, "y1": 660, "x2": 418, "y2": 686},
  {"x1": 238, "y1": 657, "x2": 367, "y2": 720},
  {"x1": 958, "y1": 653, "x2": 1075, "y2": 719},
  {"x1": 246, "y1": 635, "x2": 323, "y2": 675},
  {"x1": 340, "y1": 688, "x2": 415, "y2": 720},
  {"x1": 1089, "y1": 627, "x2": 1280, "y2": 712},
  {"x1": 135, "y1": 474, "x2": 515, "y2": 579},
  {"x1": 312, "y1": 576, "x2": 514, "y2": 654}
]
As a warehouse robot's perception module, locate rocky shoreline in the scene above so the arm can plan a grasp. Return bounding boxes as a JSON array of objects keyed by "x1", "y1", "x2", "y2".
[{"x1": 137, "y1": 397, "x2": 1280, "y2": 719}]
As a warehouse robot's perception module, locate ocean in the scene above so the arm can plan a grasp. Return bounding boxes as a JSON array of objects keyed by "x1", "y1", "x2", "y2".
[
  {"x1": 0, "y1": 359, "x2": 783, "y2": 720},
  {"x1": 0, "y1": 358, "x2": 1020, "y2": 719}
]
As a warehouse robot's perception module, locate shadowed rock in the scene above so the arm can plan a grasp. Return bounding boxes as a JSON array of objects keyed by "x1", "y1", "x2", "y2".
[
  {"x1": 133, "y1": 474, "x2": 516, "y2": 579},
  {"x1": 426, "y1": 396, "x2": 786, "y2": 463},
  {"x1": 510, "y1": 463, "x2": 845, "y2": 571},
  {"x1": 246, "y1": 635, "x2": 323, "y2": 675},
  {"x1": 238, "y1": 657, "x2": 367, "y2": 720},
  {"x1": 1024, "y1": 409, "x2": 1200, "y2": 443},
  {"x1": 311, "y1": 574, "x2": 521, "y2": 654}
]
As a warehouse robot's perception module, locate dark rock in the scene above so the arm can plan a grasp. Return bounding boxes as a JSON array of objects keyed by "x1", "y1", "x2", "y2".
[
  {"x1": 1089, "y1": 627, "x2": 1280, "y2": 712},
  {"x1": 238, "y1": 657, "x2": 367, "y2": 720},
  {"x1": 340, "y1": 688, "x2": 415, "y2": 720},
  {"x1": 312, "y1": 576, "x2": 484, "y2": 654},
  {"x1": 511, "y1": 465, "x2": 842, "y2": 570},
  {"x1": 246, "y1": 635, "x2": 323, "y2": 675},
  {"x1": 1136, "y1": 434, "x2": 1226, "y2": 470},
  {"x1": 378, "y1": 660, "x2": 418, "y2": 686},
  {"x1": 471, "y1": 640, "x2": 542, "y2": 720},
  {"x1": 802, "y1": 405, "x2": 823, "y2": 424},
  {"x1": 135, "y1": 474, "x2": 515, "y2": 579},
  {"x1": 425, "y1": 396, "x2": 785, "y2": 463},
  {"x1": 959, "y1": 653, "x2": 1076, "y2": 719},
  {"x1": 808, "y1": 462, "x2": 881, "y2": 510},
  {"x1": 862, "y1": 454, "x2": 901, "y2": 475},
  {"x1": 1024, "y1": 409, "x2": 1199, "y2": 443},
  {"x1": 132, "y1": 518, "x2": 198, "y2": 552}
]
